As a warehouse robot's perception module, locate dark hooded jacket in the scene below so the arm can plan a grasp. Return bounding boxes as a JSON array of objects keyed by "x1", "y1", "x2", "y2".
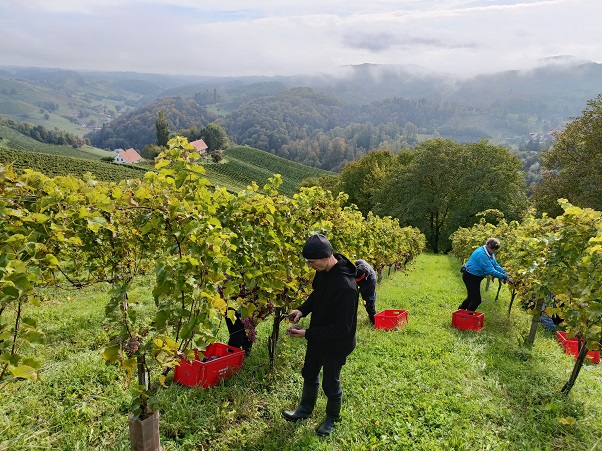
[
  {"x1": 297, "y1": 253, "x2": 359, "y2": 359},
  {"x1": 354, "y1": 259, "x2": 377, "y2": 295}
]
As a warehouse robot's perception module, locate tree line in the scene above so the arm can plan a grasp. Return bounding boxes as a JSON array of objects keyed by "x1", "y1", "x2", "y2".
[
  {"x1": 85, "y1": 97, "x2": 218, "y2": 150},
  {"x1": 0, "y1": 117, "x2": 89, "y2": 147},
  {"x1": 85, "y1": 88, "x2": 492, "y2": 171}
]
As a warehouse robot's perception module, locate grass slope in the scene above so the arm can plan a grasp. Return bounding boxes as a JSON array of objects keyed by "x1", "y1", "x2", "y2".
[
  {"x1": 202, "y1": 146, "x2": 331, "y2": 196},
  {"x1": 0, "y1": 147, "x2": 148, "y2": 182},
  {"x1": 1, "y1": 253, "x2": 600, "y2": 450},
  {"x1": 0, "y1": 125, "x2": 149, "y2": 183},
  {"x1": 0, "y1": 123, "x2": 110, "y2": 159},
  {"x1": 0, "y1": 126, "x2": 328, "y2": 194}
]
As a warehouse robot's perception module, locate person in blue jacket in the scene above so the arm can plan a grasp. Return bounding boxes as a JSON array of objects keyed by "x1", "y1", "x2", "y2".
[{"x1": 459, "y1": 238, "x2": 513, "y2": 311}]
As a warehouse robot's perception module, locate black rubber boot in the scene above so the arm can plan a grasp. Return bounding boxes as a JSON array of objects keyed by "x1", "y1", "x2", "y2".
[
  {"x1": 316, "y1": 399, "x2": 342, "y2": 436},
  {"x1": 368, "y1": 313, "x2": 375, "y2": 326},
  {"x1": 282, "y1": 383, "x2": 318, "y2": 422}
]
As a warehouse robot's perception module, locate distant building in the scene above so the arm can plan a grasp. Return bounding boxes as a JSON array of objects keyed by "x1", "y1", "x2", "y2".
[
  {"x1": 189, "y1": 139, "x2": 208, "y2": 154},
  {"x1": 113, "y1": 148, "x2": 142, "y2": 164}
]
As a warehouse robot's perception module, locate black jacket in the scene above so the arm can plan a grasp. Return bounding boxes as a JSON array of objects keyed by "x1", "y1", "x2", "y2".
[
  {"x1": 298, "y1": 253, "x2": 359, "y2": 358},
  {"x1": 354, "y1": 259, "x2": 377, "y2": 295}
]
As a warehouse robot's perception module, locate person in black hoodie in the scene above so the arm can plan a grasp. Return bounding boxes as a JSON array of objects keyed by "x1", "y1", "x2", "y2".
[{"x1": 282, "y1": 234, "x2": 359, "y2": 437}]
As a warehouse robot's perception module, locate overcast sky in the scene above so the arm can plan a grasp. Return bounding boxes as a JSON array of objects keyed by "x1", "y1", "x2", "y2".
[{"x1": 1, "y1": 0, "x2": 600, "y2": 78}]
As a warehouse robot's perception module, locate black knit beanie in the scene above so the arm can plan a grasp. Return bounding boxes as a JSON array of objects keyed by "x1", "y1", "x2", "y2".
[{"x1": 302, "y1": 234, "x2": 333, "y2": 259}]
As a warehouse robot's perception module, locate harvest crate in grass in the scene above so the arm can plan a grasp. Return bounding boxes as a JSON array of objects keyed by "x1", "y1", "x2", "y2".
[
  {"x1": 374, "y1": 309, "x2": 408, "y2": 330},
  {"x1": 452, "y1": 309, "x2": 484, "y2": 332},
  {"x1": 174, "y1": 342, "x2": 245, "y2": 388},
  {"x1": 556, "y1": 331, "x2": 600, "y2": 364}
]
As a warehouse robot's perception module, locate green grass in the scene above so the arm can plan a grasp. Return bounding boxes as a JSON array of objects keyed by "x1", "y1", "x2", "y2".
[{"x1": 1, "y1": 254, "x2": 601, "y2": 450}]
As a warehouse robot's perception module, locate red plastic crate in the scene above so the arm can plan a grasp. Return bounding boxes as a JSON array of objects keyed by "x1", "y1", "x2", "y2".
[
  {"x1": 452, "y1": 310, "x2": 484, "y2": 332},
  {"x1": 174, "y1": 342, "x2": 245, "y2": 388},
  {"x1": 557, "y1": 330, "x2": 567, "y2": 347},
  {"x1": 556, "y1": 332, "x2": 600, "y2": 364},
  {"x1": 374, "y1": 309, "x2": 408, "y2": 330}
]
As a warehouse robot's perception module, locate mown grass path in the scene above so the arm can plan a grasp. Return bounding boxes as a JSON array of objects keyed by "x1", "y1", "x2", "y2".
[{"x1": 1, "y1": 253, "x2": 601, "y2": 450}]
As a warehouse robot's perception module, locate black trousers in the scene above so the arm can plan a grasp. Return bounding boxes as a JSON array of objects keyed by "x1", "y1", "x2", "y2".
[
  {"x1": 360, "y1": 290, "x2": 377, "y2": 317},
  {"x1": 301, "y1": 346, "x2": 346, "y2": 402},
  {"x1": 459, "y1": 271, "x2": 485, "y2": 311},
  {"x1": 225, "y1": 308, "x2": 251, "y2": 355}
]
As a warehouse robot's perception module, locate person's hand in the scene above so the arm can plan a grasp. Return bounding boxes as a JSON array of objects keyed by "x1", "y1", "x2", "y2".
[
  {"x1": 506, "y1": 276, "x2": 514, "y2": 285},
  {"x1": 287, "y1": 325, "x2": 306, "y2": 338},
  {"x1": 288, "y1": 309, "x2": 303, "y2": 324}
]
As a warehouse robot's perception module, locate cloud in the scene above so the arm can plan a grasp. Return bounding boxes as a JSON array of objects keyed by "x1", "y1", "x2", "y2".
[
  {"x1": 343, "y1": 32, "x2": 477, "y2": 52},
  {"x1": 0, "y1": 0, "x2": 600, "y2": 78}
]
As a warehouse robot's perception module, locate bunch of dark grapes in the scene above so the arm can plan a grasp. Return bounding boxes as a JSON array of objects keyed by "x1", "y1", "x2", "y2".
[
  {"x1": 202, "y1": 355, "x2": 220, "y2": 362},
  {"x1": 123, "y1": 336, "x2": 140, "y2": 358},
  {"x1": 242, "y1": 317, "x2": 258, "y2": 343}
]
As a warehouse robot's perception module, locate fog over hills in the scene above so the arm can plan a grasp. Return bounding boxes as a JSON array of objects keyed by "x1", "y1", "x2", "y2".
[
  {"x1": 1, "y1": 57, "x2": 601, "y2": 160},
  {"x1": 2, "y1": 56, "x2": 600, "y2": 108}
]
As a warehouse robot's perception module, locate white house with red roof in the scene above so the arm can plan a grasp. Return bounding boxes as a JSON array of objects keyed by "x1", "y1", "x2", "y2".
[{"x1": 113, "y1": 148, "x2": 142, "y2": 164}]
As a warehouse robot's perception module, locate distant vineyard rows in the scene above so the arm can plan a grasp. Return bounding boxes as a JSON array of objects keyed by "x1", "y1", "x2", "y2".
[{"x1": 0, "y1": 148, "x2": 148, "y2": 182}]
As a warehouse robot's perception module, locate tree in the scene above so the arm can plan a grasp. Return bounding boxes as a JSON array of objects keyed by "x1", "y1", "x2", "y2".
[
  {"x1": 300, "y1": 174, "x2": 342, "y2": 195},
  {"x1": 532, "y1": 94, "x2": 602, "y2": 215},
  {"x1": 339, "y1": 150, "x2": 400, "y2": 214},
  {"x1": 155, "y1": 110, "x2": 170, "y2": 147},
  {"x1": 140, "y1": 144, "x2": 163, "y2": 160},
  {"x1": 403, "y1": 122, "x2": 418, "y2": 144},
  {"x1": 202, "y1": 122, "x2": 229, "y2": 152},
  {"x1": 374, "y1": 139, "x2": 526, "y2": 253}
]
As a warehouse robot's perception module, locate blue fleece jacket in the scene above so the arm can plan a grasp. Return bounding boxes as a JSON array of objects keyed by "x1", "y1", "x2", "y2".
[{"x1": 465, "y1": 245, "x2": 508, "y2": 280}]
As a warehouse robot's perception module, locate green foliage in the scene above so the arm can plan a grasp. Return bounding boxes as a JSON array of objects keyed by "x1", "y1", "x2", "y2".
[
  {"x1": 202, "y1": 122, "x2": 229, "y2": 151},
  {"x1": 0, "y1": 136, "x2": 423, "y2": 420},
  {"x1": 451, "y1": 200, "x2": 602, "y2": 394},
  {"x1": 374, "y1": 139, "x2": 527, "y2": 253},
  {"x1": 140, "y1": 143, "x2": 163, "y2": 160},
  {"x1": 0, "y1": 123, "x2": 108, "y2": 160},
  {"x1": 0, "y1": 117, "x2": 88, "y2": 147},
  {"x1": 300, "y1": 173, "x2": 342, "y2": 194},
  {"x1": 223, "y1": 91, "x2": 447, "y2": 171},
  {"x1": 339, "y1": 150, "x2": 400, "y2": 214},
  {"x1": 86, "y1": 97, "x2": 218, "y2": 150},
  {"x1": 533, "y1": 94, "x2": 602, "y2": 215},
  {"x1": 155, "y1": 110, "x2": 169, "y2": 147}
]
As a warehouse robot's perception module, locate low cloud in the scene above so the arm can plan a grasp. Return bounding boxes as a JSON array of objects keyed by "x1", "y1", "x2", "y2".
[{"x1": 343, "y1": 32, "x2": 477, "y2": 52}]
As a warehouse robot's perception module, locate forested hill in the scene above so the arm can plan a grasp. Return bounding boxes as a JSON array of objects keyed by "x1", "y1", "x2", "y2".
[
  {"x1": 79, "y1": 61, "x2": 602, "y2": 172},
  {"x1": 3, "y1": 60, "x2": 602, "y2": 173},
  {"x1": 85, "y1": 97, "x2": 218, "y2": 150}
]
